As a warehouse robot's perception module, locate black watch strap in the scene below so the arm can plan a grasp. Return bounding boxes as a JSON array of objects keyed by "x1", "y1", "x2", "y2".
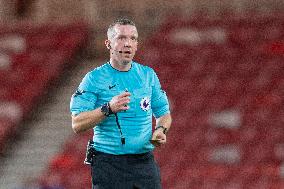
[
  {"x1": 155, "y1": 125, "x2": 167, "y2": 134},
  {"x1": 101, "y1": 102, "x2": 113, "y2": 116}
]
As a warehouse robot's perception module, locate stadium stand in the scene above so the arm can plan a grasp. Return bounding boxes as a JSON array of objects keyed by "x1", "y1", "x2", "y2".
[
  {"x1": 29, "y1": 11, "x2": 283, "y2": 189},
  {"x1": 136, "y1": 12, "x2": 284, "y2": 189},
  {"x1": 0, "y1": 22, "x2": 89, "y2": 155}
]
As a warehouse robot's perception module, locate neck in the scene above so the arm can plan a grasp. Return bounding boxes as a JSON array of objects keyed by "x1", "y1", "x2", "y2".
[{"x1": 110, "y1": 59, "x2": 132, "y2": 71}]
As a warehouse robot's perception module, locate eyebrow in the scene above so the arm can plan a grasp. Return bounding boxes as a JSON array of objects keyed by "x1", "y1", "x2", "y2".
[{"x1": 117, "y1": 34, "x2": 138, "y2": 39}]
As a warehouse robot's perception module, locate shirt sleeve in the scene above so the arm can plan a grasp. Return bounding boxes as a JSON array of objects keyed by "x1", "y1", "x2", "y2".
[
  {"x1": 151, "y1": 70, "x2": 170, "y2": 118},
  {"x1": 70, "y1": 72, "x2": 98, "y2": 116}
]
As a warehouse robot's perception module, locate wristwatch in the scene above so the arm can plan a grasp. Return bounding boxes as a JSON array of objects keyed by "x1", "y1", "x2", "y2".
[
  {"x1": 101, "y1": 102, "x2": 113, "y2": 116},
  {"x1": 155, "y1": 125, "x2": 168, "y2": 135}
]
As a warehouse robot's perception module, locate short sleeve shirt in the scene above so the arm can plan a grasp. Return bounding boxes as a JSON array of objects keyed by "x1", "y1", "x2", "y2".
[{"x1": 70, "y1": 62, "x2": 170, "y2": 154}]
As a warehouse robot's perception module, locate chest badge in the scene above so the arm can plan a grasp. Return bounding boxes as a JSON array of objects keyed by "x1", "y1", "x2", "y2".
[{"x1": 140, "y1": 97, "x2": 151, "y2": 111}]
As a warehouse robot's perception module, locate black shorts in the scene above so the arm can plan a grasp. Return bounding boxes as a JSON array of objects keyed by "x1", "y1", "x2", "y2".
[{"x1": 91, "y1": 151, "x2": 161, "y2": 189}]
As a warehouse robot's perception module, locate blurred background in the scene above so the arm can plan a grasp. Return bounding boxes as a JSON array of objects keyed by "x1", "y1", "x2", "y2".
[{"x1": 0, "y1": 0, "x2": 283, "y2": 189}]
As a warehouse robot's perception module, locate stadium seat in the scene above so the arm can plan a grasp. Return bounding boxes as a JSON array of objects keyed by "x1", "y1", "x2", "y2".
[
  {"x1": 0, "y1": 118, "x2": 14, "y2": 154},
  {"x1": 0, "y1": 22, "x2": 89, "y2": 157}
]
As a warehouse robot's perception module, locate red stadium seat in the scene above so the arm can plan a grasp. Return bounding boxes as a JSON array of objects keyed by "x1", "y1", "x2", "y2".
[
  {"x1": 0, "y1": 22, "x2": 89, "y2": 157},
  {"x1": 0, "y1": 118, "x2": 15, "y2": 154}
]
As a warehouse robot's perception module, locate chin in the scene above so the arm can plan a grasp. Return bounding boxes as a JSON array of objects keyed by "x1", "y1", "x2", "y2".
[{"x1": 122, "y1": 60, "x2": 132, "y2": 65}]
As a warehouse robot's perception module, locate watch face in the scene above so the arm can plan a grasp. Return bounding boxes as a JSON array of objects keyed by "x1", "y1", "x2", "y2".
[{"x1": 101, "y1": 104, "x2": 110, "y2": 115}]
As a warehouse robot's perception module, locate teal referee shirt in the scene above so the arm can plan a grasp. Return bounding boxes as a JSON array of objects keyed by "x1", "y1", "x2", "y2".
[{"x1": 70, "y1": 61, "x2": 170, "y2": 155}]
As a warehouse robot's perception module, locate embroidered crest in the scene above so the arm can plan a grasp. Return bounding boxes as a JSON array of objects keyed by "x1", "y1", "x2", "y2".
[{"x1": 140, "y1": 97, "x2": 150, "y2": 111}]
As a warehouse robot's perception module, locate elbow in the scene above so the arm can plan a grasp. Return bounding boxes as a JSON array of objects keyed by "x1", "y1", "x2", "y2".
[
  {"x1": 72, "y1": 123, "x2": 82, "y2": 134},
  {"x1": 168, "y1": 113, "x2": 172, "y2": 121},
  {"x1": 72, "y1": 116, "x2": 83, "y2": 134}
]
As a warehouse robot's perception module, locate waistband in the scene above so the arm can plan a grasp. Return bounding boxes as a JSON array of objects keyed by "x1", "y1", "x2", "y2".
[{"x1": 94, "y1": 150, "x2": 153, "y2": 159}]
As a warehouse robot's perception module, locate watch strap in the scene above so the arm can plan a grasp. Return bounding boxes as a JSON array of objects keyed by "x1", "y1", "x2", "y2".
[
  {"x1": 101, "y1": 102, "x2": 113, "y2": 116},
  {"x1": 155, "y1": 125, "x2": 167, "y2": 134}
]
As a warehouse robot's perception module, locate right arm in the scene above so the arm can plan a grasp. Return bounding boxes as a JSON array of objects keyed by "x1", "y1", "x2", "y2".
[
  {"x1": 71, "y1": 108, "x2": 106, "y2": 133},
  {"x1": 71, "y1": 92, "x2": 131, "y2": 133}
]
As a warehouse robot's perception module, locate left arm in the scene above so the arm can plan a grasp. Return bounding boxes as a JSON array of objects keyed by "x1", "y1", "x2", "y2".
[
  {"x1": 150, "y1": 69, "x2": 172, "y2": 147},
  {"x1": 156, "y1": 113, "x2": 172, "y2": 133}
]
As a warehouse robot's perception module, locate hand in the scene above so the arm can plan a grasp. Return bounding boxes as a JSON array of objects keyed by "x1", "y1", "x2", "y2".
[
  {"x1": 150, "y1": 129, "x2": 166, "y2": 147},
  {"x1": 109, "y1": 92, "x2": 131, "y2": 113}
]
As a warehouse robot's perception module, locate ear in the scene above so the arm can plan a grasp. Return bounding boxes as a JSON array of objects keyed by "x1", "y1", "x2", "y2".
[{"x1": 105, "y1": 40, "x2": 111, "y2": 49}]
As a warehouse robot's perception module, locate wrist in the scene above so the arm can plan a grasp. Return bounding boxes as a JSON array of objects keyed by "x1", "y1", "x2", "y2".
[
  {"x1": 101, "y1": 102, "x2": 114, "y2": 116},
  {"x1": 155, "y1": 125, "x2": 168, "y2": 135}
]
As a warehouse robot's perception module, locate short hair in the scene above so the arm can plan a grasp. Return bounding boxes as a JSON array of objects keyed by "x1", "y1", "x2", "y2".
[{"x1": 107, "y1": 18, "x2": 137, "y2": 40}]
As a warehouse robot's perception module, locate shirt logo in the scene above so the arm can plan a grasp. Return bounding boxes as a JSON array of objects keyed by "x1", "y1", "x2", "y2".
[
  {"x1": 140, "y1": 97, "x2": 150, "y2": 111},
  {"x1": 73, "y1": 88, "x2": 85, "y2": 97},
  {"x1": 109, "y1": 84, "x2": 116, "y2": 89}
]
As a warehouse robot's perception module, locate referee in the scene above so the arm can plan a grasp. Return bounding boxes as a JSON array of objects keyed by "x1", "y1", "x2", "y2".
[{"x1": 70, "y1": 18, "x2": 172, "y2": 189}]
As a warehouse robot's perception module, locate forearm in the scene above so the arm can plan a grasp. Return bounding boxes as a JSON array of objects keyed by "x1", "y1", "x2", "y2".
[
  {"x1": 156, "y1": 113, "x2": 172, "y2": 132},
  {"x1": 71, "y1": 107, "x2": 106, "y2": 133},
  {"x1": 151, "y1": 113, "x2": 172, "y2": 145}
]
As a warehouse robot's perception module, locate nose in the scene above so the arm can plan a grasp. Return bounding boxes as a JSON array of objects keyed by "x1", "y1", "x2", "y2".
[
  {"x1": 124, "y1": 43, "x2": 131, "y2": 48},
  {"x1": 124, "y1": 39, "x2": 131, "y2": 47}
]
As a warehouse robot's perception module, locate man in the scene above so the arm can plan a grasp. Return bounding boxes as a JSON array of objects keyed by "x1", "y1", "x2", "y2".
[{"x1": 70, "y1": 18, "x2": 172, "y2": 189}]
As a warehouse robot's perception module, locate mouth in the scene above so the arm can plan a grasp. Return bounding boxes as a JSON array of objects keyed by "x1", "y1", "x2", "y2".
[{"x1": 121, "y1": 50, "x2": 131, "y2": 54}]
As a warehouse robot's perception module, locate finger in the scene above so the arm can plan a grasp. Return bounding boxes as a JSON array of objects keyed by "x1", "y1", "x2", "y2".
[
  {"x1": 121, "y1": 105, "x2": 130, "y2": 111},
  {"x1": 118, "y1": 92, "x2": 131, "y2": 98},
  {"x1": 150, "y1": 140, "x2": 161, "y2": 146},
  {"x1": 151, "y1": 138, "x2": 165, "y2": 142},
  {"x1": 151, "y1": 134, "x2": 159, "y2": 140},
  {"x1": 119, "y1": 99, "x2": 130, "y2": 106},
  {"x1": 153, "y1": 134, "x2": 164, "y2": 141},
  {"x1": 116, "y1": 102, "x2": 130, "y2": 109},
  {"x1": 119, "y1": 96, "x2": 131, "y2": 102},
  {"x1": 150, "y1": 139, "x2": 165, "y2": 147}
]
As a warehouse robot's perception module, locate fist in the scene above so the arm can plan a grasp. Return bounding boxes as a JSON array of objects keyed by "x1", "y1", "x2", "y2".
[
  {"x1": 150, "y1": 129, "x2": 166, "y2": 147},
  {"x1": 109, "y1": 92, "x2": 131, "y2": 113}
]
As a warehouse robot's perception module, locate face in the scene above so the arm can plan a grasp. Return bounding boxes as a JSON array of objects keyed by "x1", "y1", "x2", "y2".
[{"x1": 107, "y1": 24, "x2": 138, "y2": 65}]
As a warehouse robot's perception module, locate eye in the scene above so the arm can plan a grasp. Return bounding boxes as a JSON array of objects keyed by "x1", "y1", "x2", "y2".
[
  {"x1": 131, "y1": 36, "x2": 137, "y2": 41},
  {"x1": 117, "y1": 36, "x2": 126, "y2": 40}
]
